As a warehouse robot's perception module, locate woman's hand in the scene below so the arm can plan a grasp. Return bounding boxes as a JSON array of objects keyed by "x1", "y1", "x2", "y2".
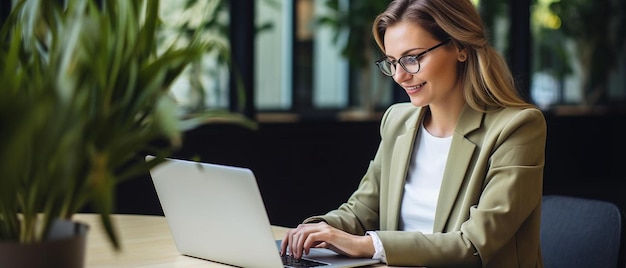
[{"x1": 279, "y1": 221, "x2": 375, "y2": 259}]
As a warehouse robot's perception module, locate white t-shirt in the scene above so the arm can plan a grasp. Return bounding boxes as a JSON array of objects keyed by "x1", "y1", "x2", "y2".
[{"x1": 399, "y1": 123, "x2": 452, "y2": 232}]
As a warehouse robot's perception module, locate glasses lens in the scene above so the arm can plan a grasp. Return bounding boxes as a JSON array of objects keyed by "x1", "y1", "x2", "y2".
[
  {"x1": 377, "y1": 60, "x2": 395, "y2": 76},
  {"x1": 400, "y1": 56, "x2": 420, "y2": 74}
]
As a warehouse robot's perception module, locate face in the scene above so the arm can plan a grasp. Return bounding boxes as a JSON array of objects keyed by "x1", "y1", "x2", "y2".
[{"x1": 383, "y1": 21, "x2": 466, "y2": 108}]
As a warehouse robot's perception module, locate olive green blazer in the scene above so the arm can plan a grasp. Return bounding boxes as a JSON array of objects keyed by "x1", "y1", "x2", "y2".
[{"x1": 305, "y1": 103, "x2": 546, "y2": 267}]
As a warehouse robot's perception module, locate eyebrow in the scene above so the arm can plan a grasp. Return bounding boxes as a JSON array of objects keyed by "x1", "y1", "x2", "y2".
[{"x1": 385, "y1": 47, "x2": 425, "y2": 59}]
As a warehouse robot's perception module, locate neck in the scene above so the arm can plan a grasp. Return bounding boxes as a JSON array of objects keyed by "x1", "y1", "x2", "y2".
[{"x1": 424, "y1": 100, "x2": 465, "y2": 138}]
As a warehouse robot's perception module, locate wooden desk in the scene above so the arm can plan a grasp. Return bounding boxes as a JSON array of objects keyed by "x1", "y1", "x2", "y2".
[
  {"x1": 74, "y1": 213, "x2": 237, "y2": 267},
  {"x1": 74, "y1": 214, "x2": 384, "y2": 267}
]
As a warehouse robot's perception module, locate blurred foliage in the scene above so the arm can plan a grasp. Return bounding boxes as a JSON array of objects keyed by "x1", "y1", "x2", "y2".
[
  {"x1": 0, "y1": 0, "x2": 252, "y2": 248},
  {"x1": 477, "y1": 0, "x2": 509, "y2": 45},
  {"x1": 161, "y1": 0, "x2": 276, "y2": 115},
  {"x1": 160, "y1": 0, "x2": 230, "y2": 114},
  {"x1": 315, "y1": 0, "x2": 390, "y2": 113},
  {"x1": 532, "y1": 27, "x2": 572, "y2": 81},
  {"x1": 549, "y1": 0, "x2": 626, "y2": 104},
  {"x1": 316, "y1": 0, "x2": 389, "y2": 69}
]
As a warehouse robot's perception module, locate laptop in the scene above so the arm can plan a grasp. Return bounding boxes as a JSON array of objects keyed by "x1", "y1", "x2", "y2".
[{"x1": 146, "y1": 156, "x2": 380, "y2": 268}]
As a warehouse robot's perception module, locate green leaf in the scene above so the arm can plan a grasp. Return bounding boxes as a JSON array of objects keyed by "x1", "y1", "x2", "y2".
[{"x1": 0, "y1": 0, "x2": 249, "y2": 247}]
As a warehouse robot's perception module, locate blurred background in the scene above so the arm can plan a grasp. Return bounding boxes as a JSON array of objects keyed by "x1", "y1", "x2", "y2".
[{"x1": 2, "y1": 0, "x2": 624, "y2": 227}]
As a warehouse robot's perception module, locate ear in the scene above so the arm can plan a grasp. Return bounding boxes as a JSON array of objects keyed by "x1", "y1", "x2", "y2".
[{"x1": 457, "y1": 47, "x2": 468, "y2": 62}]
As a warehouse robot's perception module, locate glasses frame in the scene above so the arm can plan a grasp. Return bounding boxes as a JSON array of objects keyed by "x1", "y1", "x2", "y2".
[{"x1": 375, "y1": 38, "x2": 451, "y2": 77}]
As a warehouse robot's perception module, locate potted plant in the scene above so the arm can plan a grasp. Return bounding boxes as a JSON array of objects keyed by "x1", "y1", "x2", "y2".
[{"x1": 0, "y1": 0, "x2": 251, "y2": 266}]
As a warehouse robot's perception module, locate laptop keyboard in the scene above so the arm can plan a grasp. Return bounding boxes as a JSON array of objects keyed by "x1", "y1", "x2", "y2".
[{"x1": 281, "y1": 254, "x2": 329, "y2": 267}]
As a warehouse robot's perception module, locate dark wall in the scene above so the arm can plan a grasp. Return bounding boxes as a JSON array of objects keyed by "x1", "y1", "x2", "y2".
[
  {"x1": 115, "y1": 112, "x2": 626, "y2": 227},
  {"x1": 542, "y1": 112, "x2": 626, "y2": 207},
  {"x1": 115, "y1": 119, "x2": 381, "y2": 227},
  {"x1": 1, "y1": 1, "x2": 10, "y2": 26}
]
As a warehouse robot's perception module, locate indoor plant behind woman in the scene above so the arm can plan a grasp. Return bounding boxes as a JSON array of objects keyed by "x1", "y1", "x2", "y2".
[{"x1": 0, "y1": 0, "x2": 247, "y2": 266}]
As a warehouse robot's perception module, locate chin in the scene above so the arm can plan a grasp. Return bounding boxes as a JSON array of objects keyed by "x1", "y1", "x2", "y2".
[{"x1": 409, "y1": 97, "x2": 428, "y2": 107}]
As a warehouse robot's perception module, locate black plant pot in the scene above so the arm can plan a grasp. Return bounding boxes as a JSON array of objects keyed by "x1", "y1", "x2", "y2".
[{"x1": 0, "y1": 219, "x2": 89, "y2": 268}]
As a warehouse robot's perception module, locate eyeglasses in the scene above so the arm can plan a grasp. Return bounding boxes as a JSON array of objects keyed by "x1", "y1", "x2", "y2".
[{"x1": 375, "y1": 38, "x2": 451, "y2": 77}]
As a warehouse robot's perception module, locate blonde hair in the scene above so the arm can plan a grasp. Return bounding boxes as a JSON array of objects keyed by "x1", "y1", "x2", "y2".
[{"x1": 372, "y1": 0, "x2": 533, "y2": 111}]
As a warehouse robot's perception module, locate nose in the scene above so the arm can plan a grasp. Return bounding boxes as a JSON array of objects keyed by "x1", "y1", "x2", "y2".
[{"x1": 393, "y1": 65, "x2": 412, "y2": 83}]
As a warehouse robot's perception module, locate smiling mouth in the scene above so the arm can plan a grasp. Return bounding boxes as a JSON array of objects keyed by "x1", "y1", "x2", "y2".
[{"x1": 406, "y1": 82, "x2": 427, "y2": 91}]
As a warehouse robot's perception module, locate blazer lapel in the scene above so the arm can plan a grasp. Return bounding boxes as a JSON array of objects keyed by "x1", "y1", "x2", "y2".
[
  {"x1": 433, "y1": 105, "x2": 483, "y2": 232},
  {"x1": 386, "y1": 107, "x2": 427, "y2": 230}
]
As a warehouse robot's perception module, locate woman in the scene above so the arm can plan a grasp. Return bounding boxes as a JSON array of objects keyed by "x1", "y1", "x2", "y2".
[{"x1": 281, "y1": 0, "x2": 546, "y2": 267}]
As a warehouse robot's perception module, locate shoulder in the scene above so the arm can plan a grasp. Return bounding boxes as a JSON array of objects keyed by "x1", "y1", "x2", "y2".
[
  {"x1": 379, "y1": 103, "x2": 423, "y2": 134},
  {"x1": 477, "y1": 107, "x2": 547, "y2": 155},
  {"x1": 459, "y1": 106, "x2": 547, "y2": 148},
  {"x1": 380, "y1": 103, "x2": 422, "y2": 126},
  {"x1": 484, "y1": 107, "x2": 546, "y2": 132},
  {"x1": 383, "y1": 102, "x2": 420, "y2": 115},
  {"x1": 481, "y1": 107, "x2": 547, "y2": 167}
]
